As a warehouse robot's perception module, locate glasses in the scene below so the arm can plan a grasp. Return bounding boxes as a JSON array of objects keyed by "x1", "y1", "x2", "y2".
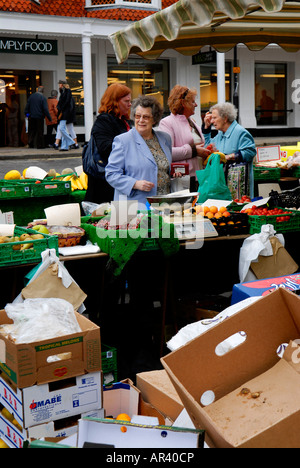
[{"x1": 135, "y1": 114, "x2": 153, "y2": 122}]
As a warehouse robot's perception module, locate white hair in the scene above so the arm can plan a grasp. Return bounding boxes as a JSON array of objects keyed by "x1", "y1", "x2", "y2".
[{"x1": 210, "y1": 102, "x2": 238, "y2": 123}]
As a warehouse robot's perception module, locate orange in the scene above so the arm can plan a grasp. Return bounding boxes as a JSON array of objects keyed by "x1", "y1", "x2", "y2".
[
  {"x1": 219, "y1": 206, "x2": 227, "y2": 214},
  {"x1": 223, "y1": 211, "x2": 231, "y2": 218},
  {"x1": 206, "y1": 212, "x2": 214, "y2": 219},
  {"x1": 209, "y1": 206, "x2": 218, "y2": 214},
  {"x1": 214, "y1": 212, "x2": 222, "y2": 219},
  {"x1": 116, "y1": 413, "x2": 131, "y2": 422},
  {"x1": 203, "y1": 206, "x2": 210, "y2": 214}
]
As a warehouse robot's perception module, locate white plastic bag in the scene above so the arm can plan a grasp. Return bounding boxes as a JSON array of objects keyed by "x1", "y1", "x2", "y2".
[
  {"x1": 4, "y1": 297, "x2": 81, "y2": 344},
  {"x1": 238, "y1": 224, "x2": 285, "y2": 283},
  {"x1": 167, "y1": 296, "x2": 261, "y2": 352}
]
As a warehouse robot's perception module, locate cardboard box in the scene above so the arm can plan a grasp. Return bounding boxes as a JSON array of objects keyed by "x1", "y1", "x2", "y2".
[
  {"x1": 103, "y1": 379, "x2": 173, "y2": 426},
  {"x1": 162, "y1": 289, "x2": 300, "y2": 448},
  {"x1": 136, "y1": 370, "x2": 184, "y2": 423},
  {"x1": 0, "y1": 403, "x2": 104, "y2": 449},
  {"x1": 231, "y1": 273, "x2": 300, "y2": 304},
  {"x1": 77, "y1": 417, "x2": 204, "y2": 448},
  {"x1": 0, "y1": 310, "x2": 101, "y2": 388},
  {"x1": 0, "y1": 370, "x2": 102, "y2": 429}
]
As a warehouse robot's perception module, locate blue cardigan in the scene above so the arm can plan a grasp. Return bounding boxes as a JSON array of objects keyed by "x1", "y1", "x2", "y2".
[
  {"x1": 105, "y1": 128, "x2": 172, "y2": 209},
  {"x1": 203, "y1": 120, "x2": 256, "y2": 197}
]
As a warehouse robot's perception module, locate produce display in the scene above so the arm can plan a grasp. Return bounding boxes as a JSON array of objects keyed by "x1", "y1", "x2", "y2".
[
  {"x1": 27, "y1": 221, "x2": 85, "y2": 247},
  {"x1": 0, "y1": 231, "x2": 44, "y2": 250},
  {"x1": 241, "y1": 206, "x2": 294, "y2": 223},
  {"x1": 2, "y1": 167, "x2": 88, "y2": 192}
]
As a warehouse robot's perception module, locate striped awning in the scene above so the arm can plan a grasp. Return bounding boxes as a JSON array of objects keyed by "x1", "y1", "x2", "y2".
[{"x1": 108, "y1": 0, "x2": 291, "y2": 63}]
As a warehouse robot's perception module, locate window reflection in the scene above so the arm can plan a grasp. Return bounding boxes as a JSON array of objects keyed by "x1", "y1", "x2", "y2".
[
  {"x1": 200, "y1": 62, "x2": 232, "y2": 121},
  {"x1": 107, "y1": 57, "x2": 169, "y2": 115},
  {"x1": 255, "y1": 63, "x2": 287, "y2": 126}
]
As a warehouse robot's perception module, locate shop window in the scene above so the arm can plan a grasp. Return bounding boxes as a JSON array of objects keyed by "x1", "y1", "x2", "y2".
[
  {"x1": 107, "y1": 56, "x2": 169, "y2": 115},
  {"x1": 200, "y1": 62, "x2": 232, "y2": 121},
  {"x1": 255, "y1": 63, "x2": 287, "y2": 126},
  {"x1": 65, "y1": 55, "x2": 85, "y2": 127},
  {"x1": 86, "y1": 0, "x2": 161, "y2": 9}
]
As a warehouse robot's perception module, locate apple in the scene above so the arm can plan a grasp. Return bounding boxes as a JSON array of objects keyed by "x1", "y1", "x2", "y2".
[{"x1": 32, "y1": 224, "x2": 49, "y2": 234}]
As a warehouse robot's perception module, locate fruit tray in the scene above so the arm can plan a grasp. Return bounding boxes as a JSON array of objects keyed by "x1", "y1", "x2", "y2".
[
  {"x1": 211, "y1": 212, "x2": 249, "y2": 236},
  {"x1": 248, "y1": 208, "x2": 300, "y2": 234},
  {"x1": 0, "y1": 226, "x2": 59, "y2": 267},
  {"x1": 253, "y1": 166, "x2": 281, "y2": 181},
  {"x1": 0, "y1": 180, "x2": 31, "y2": 200},
  {"x1": 0, "y1": 178, "x2": 72, "y2": 198}
]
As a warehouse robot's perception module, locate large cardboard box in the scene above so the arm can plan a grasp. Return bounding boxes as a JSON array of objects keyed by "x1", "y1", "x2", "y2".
[
  {"x1": 136, "y1": 370, "x2": 184, "y2": 423},
  {"x1": 162, "y1": 289, "x2": 300, "y2": 448},
  {"x1": 0, "y1": 310, "x2": 101, "y2": 388}
]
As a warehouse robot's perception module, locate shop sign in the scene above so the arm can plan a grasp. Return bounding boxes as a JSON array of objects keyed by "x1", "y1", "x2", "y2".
[
  {"x1": 0, "y1": 37, "x2": 58, "y2": 55},
  {"x1": 192, "y1": 51, "x2": 216, "y2": 65}
]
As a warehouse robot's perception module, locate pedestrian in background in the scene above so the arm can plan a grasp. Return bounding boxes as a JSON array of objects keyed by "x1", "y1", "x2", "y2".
[
  {"x1": 84, "y1": 83, "x2": 132, "y2": 204},
  {"x1": 46, "y1": 89, "x2": 58, "y2": 147},
  {"x1": 53, "y1": 96, "x2": 79, "y2": 149},
  {"x1": 24, "y1": 85, "x2": 52, "y2": 149},
  {"x1": 56, "y1": 80, "x2": 75, "y2": 152}
]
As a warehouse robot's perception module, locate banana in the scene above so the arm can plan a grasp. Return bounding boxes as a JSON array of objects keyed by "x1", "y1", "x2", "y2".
[
  {"x1": 79, "y1": 172, "x2": 88, "y2": 190},
  {"x1": 63, "y1": 174, "x2": 73, "y2": 182}
]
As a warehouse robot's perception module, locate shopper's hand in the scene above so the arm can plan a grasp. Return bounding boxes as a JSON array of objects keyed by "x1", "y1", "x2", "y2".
[
  {"x1": 133, "y1": 180, "x2": 155, "y2": 192},
  {"x1": 204, "y1": 112, "x2": 213, "y2": 129},
  {"x1": 196, "y1": 145, "x2": 211, "y2": 160}
]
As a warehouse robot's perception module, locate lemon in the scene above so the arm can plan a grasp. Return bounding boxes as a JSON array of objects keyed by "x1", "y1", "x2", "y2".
[
  {"x1": 1, "y1": 407, "x2": 14, "y2": 422},
  {"x1": 22, "y1": 168, "x2": 28, "y2": 179},
  {"x1": 116, "y1": 413, "x2": 131, "y2": 422},
  {"x1": 4, "y1": 170, "x2": 21, "y2": 180},
  {"x1": 0, "y1": 438, "x2": 9, "y2": 448}
]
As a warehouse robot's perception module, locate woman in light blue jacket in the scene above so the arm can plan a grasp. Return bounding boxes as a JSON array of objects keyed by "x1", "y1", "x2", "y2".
[
  {"x1": 105, "y1": 96, "x2": 173, "y2": 209},
  {"x1": 203, "y1": 102, "x2": 256, "y2": 198}
]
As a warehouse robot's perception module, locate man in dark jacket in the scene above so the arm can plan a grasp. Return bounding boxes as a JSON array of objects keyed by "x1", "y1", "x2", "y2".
[
  {"x1": 24, "y1": 86, "x2": 52, "y2": 148},
  {"x1": 56, "y1": 80, "x2": 75, "y2": 151}
]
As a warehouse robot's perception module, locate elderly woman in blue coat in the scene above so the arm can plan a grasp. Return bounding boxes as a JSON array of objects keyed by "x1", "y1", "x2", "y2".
[
  {"x1": 105, "y1": 95, "x2": 174, "y2": 209},
  {"x1": 203, "y1": 102, "x2": 256, "y2": 198}
]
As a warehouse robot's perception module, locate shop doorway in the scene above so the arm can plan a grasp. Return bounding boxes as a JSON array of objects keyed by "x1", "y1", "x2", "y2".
[{"x1": 0, "y1": 69, "x2": 41, "y2": 147}]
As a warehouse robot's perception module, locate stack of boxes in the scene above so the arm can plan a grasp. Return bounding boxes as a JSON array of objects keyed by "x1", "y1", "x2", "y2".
[{"x1": 0, "y1": 309, "x2": 103, "y2": 448}]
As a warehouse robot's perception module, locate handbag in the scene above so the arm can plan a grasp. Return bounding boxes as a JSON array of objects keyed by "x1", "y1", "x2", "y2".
[
  {"x1": 225, "y1": 162, "x2": 249, "y2": 200},
  {"x1": 196, "y1": 153, "x2": 232, "y2": 203},
  {"x1": 82, "y1": 134, "x2": 106, "y2": 179}
]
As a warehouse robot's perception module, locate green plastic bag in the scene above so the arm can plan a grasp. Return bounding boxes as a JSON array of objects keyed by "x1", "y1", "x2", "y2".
[{"x1": 196, "y1": 153, "x2": 232, "y2": 204}]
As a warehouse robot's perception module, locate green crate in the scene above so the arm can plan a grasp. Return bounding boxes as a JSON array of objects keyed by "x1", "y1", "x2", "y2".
[
  {"x1": 0, "y1": 226, "x2": 59, "y2": 267},
  {"x1": 292, "y1": 166, "x2": 300, "y2": 178},
  {"x1": 248, "y1": 209, "x2": 300, "y2": 234},
  {"x1": 1, "y1": 178, "x2": 72, "y2": 198},
  {"x1": 102, "y1": 344, "x2": 118, "y2": 385},
  {"x1": 254, "y1": 166, "x2": 281, "y2": 181},
  {"x1": 30, "y1": 179, "x2": 72, "y2": 197},
  {"x1": 0, "y1": 180, "x2": 31, "y2": 200}
]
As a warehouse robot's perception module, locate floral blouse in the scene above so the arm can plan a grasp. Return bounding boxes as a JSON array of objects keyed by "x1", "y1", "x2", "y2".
[{"x1": 145, "y1": 133, "x2": 171, "y2": 195}]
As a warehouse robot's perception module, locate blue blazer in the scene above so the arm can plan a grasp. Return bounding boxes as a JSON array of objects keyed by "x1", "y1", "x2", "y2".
[{"x1": 105, "y1": 128, "x2": 172, "y2": 208}]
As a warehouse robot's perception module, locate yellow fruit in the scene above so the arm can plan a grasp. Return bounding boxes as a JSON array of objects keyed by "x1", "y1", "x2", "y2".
[
  {"x1": 79, "y1": 172, "x2": 88, "y2": 190},
  {"x1": 1, "y1": 407, "x2": 14, "y2": 422},
  {"x1": 23, "y1": 168, "x2": 28, "y2": 178},
  {"x1": 116, "y1": 413, "x2": 131, "y2": 422},
  {"x1": 0, "y1": 438, "x2": 9, "y2": 448},
  {"x1": 4, "y1": 170, "x2": 21, "y2": 180}
]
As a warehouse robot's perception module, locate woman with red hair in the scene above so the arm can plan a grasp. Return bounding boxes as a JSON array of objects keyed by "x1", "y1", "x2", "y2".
[{"x1": 84, "y1": 83, "x2": 132, "y2": 204}]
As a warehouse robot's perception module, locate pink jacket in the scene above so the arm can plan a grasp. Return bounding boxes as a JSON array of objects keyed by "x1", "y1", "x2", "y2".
[{"x1": 158, "y1": 113, "x2": 205, "y2": 176}]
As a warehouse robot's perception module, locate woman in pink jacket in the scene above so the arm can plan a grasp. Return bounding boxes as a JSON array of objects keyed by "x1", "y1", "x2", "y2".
[{"x1": 158, "y1": 85, "x2": 212, "y2": 191}]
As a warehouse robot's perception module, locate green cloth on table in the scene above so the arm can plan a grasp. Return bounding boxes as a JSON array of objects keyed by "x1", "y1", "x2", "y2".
[{"x1": 82, "y1": 213, "x2": 179, "y2": 276}]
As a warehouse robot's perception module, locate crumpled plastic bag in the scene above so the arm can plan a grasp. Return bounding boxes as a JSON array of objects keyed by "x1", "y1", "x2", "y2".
[
  {"x1": 167, "y1": 296, "x2": 261, "y2": 352},
  {"x1": 238, "y1": 224, "x2": 284, "y2": 283},
  {"x1": 3, "y1": 297, "x2": 81, "y2": 344}
]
